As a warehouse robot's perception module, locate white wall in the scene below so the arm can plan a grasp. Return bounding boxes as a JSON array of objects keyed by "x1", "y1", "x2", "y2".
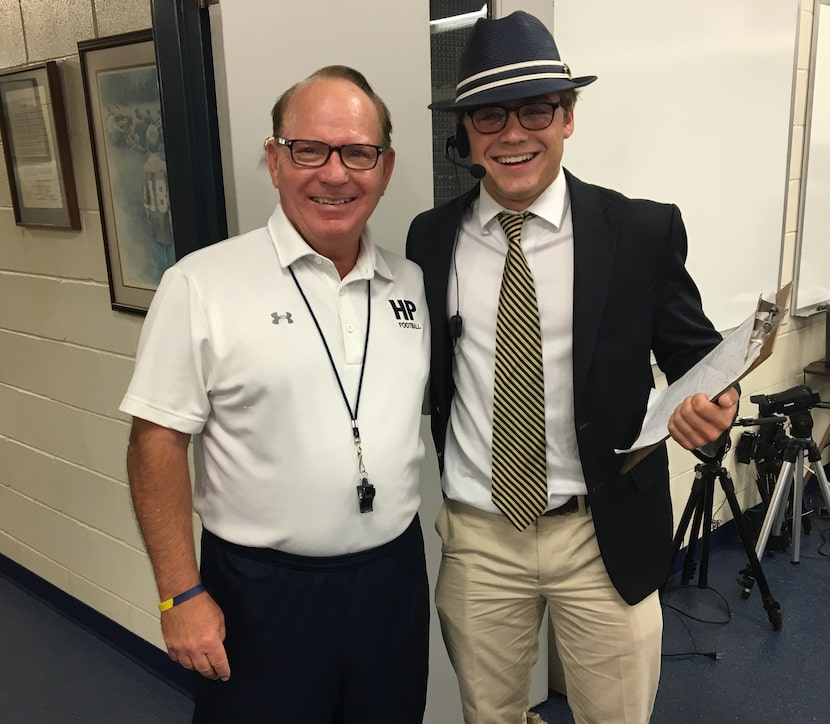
[
  {"x1": 554, "y1": 0, "x2": 798, "y2": 333},
  {"x1": 0, "y1": 2, "x2": 828, "y2": 723}
]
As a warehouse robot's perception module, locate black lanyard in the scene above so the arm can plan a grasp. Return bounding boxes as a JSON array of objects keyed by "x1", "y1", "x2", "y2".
[{"x1": 289, "y1": 267, "x2": 376, "y2": 512}]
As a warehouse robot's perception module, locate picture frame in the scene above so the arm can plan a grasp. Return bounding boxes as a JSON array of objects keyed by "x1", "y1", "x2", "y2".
[
  {"x1": 79, "y1": 29, "x2": 177, "y2": 314},
  {"x1": 0, "y1": 61, "x2": 81, "y2": 230}
]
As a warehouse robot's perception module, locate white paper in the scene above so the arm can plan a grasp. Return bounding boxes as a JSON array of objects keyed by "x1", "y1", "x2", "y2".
[
  {"x1": 6, "y1": 84, "x2": 62, "y2": 209},
  {"x1": 616, "y1": 295, "x2": 783, "y2": 453}
]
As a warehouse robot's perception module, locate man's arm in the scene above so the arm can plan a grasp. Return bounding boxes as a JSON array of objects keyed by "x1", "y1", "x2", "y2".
[{"x1": 127, "y1": 417, "x2": 230, "y2": 681}]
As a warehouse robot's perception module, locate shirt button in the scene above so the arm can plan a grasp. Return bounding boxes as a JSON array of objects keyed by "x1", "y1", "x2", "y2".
[
  {"x1": 339, "y1": 289, "x2": 345, "y2": 296},
  {"x1": 346, "y1": 323, "x2": 355, "y2": 332},
  {"x1": 314, "y1": 257, "x2": 323, "y2": 265}
]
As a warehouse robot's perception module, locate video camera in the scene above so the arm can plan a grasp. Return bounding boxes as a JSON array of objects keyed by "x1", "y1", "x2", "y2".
[
  {"x1": 735, "y1": 418, "x2": 786, "y2": 466},
  {"x1": 749, "y1": 385, "x2": 820, "y2": 417}
]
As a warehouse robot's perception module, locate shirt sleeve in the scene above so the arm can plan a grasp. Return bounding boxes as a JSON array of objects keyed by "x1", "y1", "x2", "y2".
[{"x1": 119, "y1": 265, "x2": 212, "y2": 434}]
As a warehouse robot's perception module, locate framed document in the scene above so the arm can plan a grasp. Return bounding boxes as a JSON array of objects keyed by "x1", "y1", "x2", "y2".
[
  {"x1": 0, "y1": 61, "x2": 81, "y2": 230},
  {"x1": 79, "y1": 30, "x2": 177, "y2": 314}
]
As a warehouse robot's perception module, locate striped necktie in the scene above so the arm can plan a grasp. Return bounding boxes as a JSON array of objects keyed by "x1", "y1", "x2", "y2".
[{"x1": 491, "y1": 211, "x2": 548, "y2": 530}]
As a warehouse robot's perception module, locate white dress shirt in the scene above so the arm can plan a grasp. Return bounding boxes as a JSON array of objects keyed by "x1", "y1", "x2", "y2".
[{"x1": 443, "y1": 172, "x2": 589, "y2": 513}]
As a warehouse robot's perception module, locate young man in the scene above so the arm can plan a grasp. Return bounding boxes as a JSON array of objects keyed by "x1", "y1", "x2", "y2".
[
  {"x1": 122, "y1": 66, "x2": 430, "y2": 724},
  {"x1": 407, "y1": 12, "x2": 738, "y2": 724}
]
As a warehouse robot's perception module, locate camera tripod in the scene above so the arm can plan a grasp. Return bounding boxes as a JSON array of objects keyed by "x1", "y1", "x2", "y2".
[
  {"x1": 663, "y1": 440, "x2": 782, "y2": 630},
  {"x1": 751, "y1": 408, "x2": 830, "y2": 568}
]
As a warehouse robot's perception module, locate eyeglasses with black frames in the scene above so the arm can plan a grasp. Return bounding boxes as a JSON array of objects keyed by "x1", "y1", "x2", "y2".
[
  {"x1": 467, "y1": 102, "x2": 561, "y2": 134},
  {"x1": 274, "y1": 137, "x2": 386, "y2": 170}
]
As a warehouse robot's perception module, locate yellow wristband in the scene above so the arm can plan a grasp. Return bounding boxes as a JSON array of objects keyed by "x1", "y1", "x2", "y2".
[{"x1": 158, "y1": 583, "x2": 206, "y2": 612}]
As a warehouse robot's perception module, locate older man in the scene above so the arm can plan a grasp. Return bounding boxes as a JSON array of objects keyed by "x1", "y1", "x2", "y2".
[{"x1": 122, "y1": 65, "x2": 430, "y2": 724}]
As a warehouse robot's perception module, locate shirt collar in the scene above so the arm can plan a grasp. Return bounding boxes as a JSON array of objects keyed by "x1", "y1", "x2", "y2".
[
  {"x1": 477, "y1": 169, "x2": 569, "y2": 232},
  {"x1": 266, "y1": 201, "x2": 394, "y2": 281}
]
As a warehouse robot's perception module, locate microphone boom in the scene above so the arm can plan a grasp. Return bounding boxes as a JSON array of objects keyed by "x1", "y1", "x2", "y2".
[{"x1": 445, "y1": 137, "x2": 486, "y2": 179}]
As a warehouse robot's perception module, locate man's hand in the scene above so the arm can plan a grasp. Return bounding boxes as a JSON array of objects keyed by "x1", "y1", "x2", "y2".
[
  {"x1": 668, "y1": 387, "x2": 739, "y2": 451},
  {"x1": 161, "y1": 592, "x2": 230, "y2": 681}
]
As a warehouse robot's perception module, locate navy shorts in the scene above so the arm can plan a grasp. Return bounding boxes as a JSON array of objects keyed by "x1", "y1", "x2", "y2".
[{"x1": 192, "y1": 516, "x2": 429, "y2": 724}]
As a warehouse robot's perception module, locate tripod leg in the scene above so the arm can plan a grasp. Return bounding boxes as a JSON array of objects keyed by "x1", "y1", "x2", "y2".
[
  {"x1": 756, "y1": 461, "x2": 794, "y2": 560},
  {"x1": 791, "y1": 452, "x2": 804, "y2": 564},
  {"x1": 720, "y1": 472, "x2": 783, "y2": 630},
  {"x1": 807, "y1": 444, "x2": 830, "y2": 516},
  {"x1": 698, "y1": 473, "x2": 715, "y2": 589},
  {"x1": 755, "y1": 464, "x2": 771, "y2": 508},
  {"x1": 684, "y1": 483, "x2": 706, "y2": 585},
  {"x1": 662, "y1": 476, "x2": 702, "y2": 597}
]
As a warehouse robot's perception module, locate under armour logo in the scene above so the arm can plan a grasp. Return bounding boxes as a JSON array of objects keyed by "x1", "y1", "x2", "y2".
[{"x1": 271, "y1": 312, "x2": 294, "y2": 325}]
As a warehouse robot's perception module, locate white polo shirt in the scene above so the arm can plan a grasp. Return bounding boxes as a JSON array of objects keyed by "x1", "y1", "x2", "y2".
[{"x1": 120, "y1": 203, "x2": 430, "y2": 555}]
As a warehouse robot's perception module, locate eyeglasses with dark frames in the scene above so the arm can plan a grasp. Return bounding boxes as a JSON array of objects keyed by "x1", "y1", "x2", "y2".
[
  {"x1": 467, "y1": 102, "x2": 561, "y2": 134},
  {"x1": 274, "y1": 137, "x2": 386, "y2": 170}
]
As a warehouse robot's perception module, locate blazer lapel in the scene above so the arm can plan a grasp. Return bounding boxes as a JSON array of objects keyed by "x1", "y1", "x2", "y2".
[
  {"x1": 567, "y1": 170, "x2": 619, "y2": 412},
  {"x1": 419, "y1": 187, "x2": 480, "y2": 428},
  {"x1": 422, "y1": 188, "x2": 479, "y2": 339}
]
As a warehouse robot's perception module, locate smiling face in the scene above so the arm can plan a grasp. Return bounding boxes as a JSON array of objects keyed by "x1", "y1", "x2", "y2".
[
  {"x1": 465, "y1": 93, "x2": 573, "y2": 211},
  {"x1": 266, "y1": 78, "x2": 395, "y2": 268}
]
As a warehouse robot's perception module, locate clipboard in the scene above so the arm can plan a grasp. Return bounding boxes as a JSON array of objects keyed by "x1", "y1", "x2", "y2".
[{"x1": 619, "y1": 283, "x2": 792, "y2": 475}]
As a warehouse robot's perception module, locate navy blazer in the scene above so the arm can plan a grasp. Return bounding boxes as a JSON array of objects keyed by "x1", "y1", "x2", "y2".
[{"x1": 406, "y1": 169, "x2": 722, "y2": 604}]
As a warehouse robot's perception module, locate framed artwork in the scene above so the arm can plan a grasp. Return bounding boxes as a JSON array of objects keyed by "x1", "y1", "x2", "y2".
[
  {"x1": 0, "y1": 61, "x2": 81, "y2": 230},
  {"x1": 79, "y1": 30, "x2": 176, "y2": 313}
]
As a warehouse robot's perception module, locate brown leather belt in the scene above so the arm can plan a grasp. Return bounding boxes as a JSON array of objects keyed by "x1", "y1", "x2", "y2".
[{"x1": 541, "y1": 495, "x2": 589, "y2": 517}]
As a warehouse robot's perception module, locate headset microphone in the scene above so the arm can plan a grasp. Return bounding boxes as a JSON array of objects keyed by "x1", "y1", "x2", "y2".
[{"x1": 444, "y1": 137, "x2": 486, "y2": 180}]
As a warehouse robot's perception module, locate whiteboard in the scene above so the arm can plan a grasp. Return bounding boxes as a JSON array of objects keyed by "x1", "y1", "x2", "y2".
[
  {"x1": 553, "y1": 0, "x2": 799, "y2": 331},
  {"x1": 794, "y1": 0, "x2": 830, "y2": 315}
]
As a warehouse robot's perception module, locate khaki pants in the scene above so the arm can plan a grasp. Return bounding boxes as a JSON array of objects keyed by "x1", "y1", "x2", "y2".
[{"x1": 435, "y1": 499, "x2": 662, "y2": 724}]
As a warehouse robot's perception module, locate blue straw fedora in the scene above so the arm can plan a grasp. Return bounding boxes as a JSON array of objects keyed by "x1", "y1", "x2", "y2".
[{"x1": 430, "y1": 11, "x2": 597, "y2": 111}]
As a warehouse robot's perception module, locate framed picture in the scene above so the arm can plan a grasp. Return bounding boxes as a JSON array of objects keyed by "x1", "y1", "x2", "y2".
[
  {"x1": 79, "y1": 30, "x2": 176, "y2": 313},
  {"x1": 0, "y1": 61, "x2": 81, "y2": 230}
]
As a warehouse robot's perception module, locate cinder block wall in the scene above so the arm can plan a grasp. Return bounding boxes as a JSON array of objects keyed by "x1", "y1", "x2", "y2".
[
  {"x1": 0, "y1": 0, "x2": 827, "y2": 659},
  {"x1": 0, "y1": 0, "x2": 166, "y2": 647}
]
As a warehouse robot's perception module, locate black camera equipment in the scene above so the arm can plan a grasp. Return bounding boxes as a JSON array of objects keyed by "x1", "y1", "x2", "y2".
[
  {"x1": 737, "y1": 385, "x2": 830, "y2": 600},
  {"x1": 735, "y1": 416, "x2": 786, "y2": 509},
  {"x1": 749, "y1": 385, "x2": 821, "y2": 419},
  {"x1": 662, "y1": 437, "x2": 782, "y2": 631}
]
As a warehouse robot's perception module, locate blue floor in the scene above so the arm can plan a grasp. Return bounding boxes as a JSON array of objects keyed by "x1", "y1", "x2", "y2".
[
  {"x1": 533, "y1": 513, "x2": 830, "y2": 723},
  {"x1": 1, "y1": 515, "x2": 828, "y2": 723},
  {"x1": 0, "y1": 576, "x2": 193, "y2": 723}
]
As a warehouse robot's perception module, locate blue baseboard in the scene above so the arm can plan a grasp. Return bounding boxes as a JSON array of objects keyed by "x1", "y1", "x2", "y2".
[{"x1": 0, "y1": 552, "x2": 194, "y2": 699}]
